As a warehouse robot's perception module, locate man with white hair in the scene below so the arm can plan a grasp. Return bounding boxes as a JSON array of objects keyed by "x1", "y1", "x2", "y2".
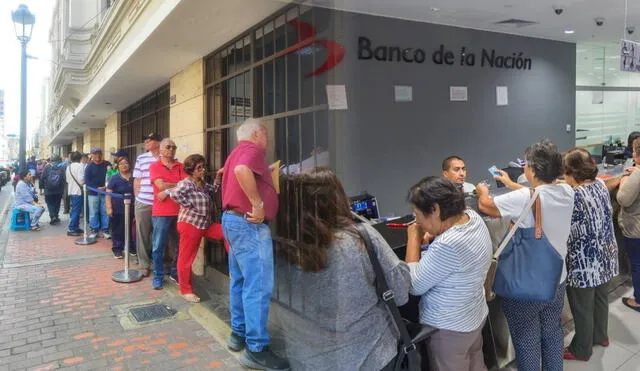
[
  {"x1": 149, "y1": 138, "x2": 186, "y2": 290},
  {"x1": 221, "y1": 118, "x2": 289, "y2": 370}
]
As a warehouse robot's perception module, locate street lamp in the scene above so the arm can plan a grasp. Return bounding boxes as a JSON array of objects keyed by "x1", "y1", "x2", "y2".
[{"x1": 12, "y1": 4, "x2": 35, "y2": 173}]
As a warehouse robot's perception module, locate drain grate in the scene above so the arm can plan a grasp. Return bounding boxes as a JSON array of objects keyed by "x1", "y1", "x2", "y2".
[{"x1": 129, "y1": 303, "x2": 177, "y2": 323}]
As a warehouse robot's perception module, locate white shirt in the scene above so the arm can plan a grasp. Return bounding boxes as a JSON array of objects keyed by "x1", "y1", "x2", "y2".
[
  {"x1": 66, "y1": 162, "x2": 86, "y2": 196},
  {"x1": 408, "y1": 210, "x2": 492, "y2": 332},
  {"x1": 493, "y1": 184, "x2": 575, "y2": 283},
  {"x1": 462, "y1": 182, "x2": 475, "y2": 193}
]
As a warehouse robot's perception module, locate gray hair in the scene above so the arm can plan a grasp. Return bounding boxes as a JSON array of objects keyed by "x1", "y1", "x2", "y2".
[
  {"x1": 524, "y1": 139, "x2": 563, "y2": 183},
  {"x1": 160, "y1": 138, "x2": 175, "y2": 146},
  {"x1": 236, "y1": 118, "x2": 263, "y2": 141}
]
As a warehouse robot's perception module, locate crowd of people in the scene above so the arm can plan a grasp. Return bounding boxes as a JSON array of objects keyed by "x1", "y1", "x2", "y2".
[{"x1": 13, "y1": 119, "x2": 640, "y2": 371}]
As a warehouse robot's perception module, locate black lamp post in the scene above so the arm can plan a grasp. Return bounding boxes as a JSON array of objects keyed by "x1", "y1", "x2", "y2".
[{"x1": 12, "y1": 4, "x2": 35, "y2": 173}]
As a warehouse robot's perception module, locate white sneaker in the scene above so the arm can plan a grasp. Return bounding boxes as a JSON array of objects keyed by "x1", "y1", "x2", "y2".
[
  {"x1": 89, "y1": 231, "x2": 98, "y2": 239},
  {"x1": 102, "y1": 232, "x2": 112, "y2": 240}
]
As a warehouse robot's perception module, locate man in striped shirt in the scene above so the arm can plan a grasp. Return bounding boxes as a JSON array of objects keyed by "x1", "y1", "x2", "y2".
[{"x1": 133, "y1": 133, "x2": 162, "y2": 277}]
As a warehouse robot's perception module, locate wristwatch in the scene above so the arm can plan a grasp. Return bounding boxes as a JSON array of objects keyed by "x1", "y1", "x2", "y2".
[
  {"x1": 164, "y1": 189, "x2": 171, "y2": 196},
  {"x1": 253, "y1": 200, "x2": 264, "y2": 209}
]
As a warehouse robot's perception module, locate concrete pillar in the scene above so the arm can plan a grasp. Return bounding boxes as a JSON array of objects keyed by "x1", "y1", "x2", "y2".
[{"x1": 169, "y1": 58, "x2": 206, "y2": 276}]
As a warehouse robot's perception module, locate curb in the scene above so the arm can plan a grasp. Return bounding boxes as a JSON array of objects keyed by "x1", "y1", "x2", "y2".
[{"x1": 0, "y1": 191, "x2": 14, "y2": 266}]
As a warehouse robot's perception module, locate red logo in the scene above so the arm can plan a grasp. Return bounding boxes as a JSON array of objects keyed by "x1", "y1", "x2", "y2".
[{"x1": 286, "y1": 20, "x2": 345, "y2": 77}]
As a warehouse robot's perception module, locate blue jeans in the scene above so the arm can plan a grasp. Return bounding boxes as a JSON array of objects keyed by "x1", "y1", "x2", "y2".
[
  {"x1": 68, "y1": 195, "x2": 83, "y2": 232},
  {"x1": 16, "y1": 204, "x2": 44, "y2": 227},
  {"x1": 88, "y1": 195, "x2": 109, "y2": 232},
  {"x1": 151, "y1": 216, "x2": 178, "y2": 280},
  {"x1": 222, "y1": 212, "x2": 274, "y2": 352},
  {"x1": 625, "y1": 237, "x2": 640, "y2": 302}
]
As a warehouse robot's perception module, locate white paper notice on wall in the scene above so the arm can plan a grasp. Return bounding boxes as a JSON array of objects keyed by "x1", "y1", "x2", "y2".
[
  {"x1": 326, "y1": 85, "x2": 348, "y2": 110},
  {"x1": 394, "y1": 85, "x2": 413, "y2": 102},
  {"x1": 496, "y1": 86, "x2": 508, "y2": 106},
  {"x1": 450, "y1": 86, "x2": 468, "y2": 102}
]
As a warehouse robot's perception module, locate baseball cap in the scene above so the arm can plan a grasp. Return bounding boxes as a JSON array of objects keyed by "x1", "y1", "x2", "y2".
[
  {"x1": 90, "y1": 147, "x2": 103, "y2": 154},
  {"x1": 143, "y1": 133, "x2": 162, "y2": 142},
  {"x1": 111, "y1": 149, "x2": 128, "y2": 157}
]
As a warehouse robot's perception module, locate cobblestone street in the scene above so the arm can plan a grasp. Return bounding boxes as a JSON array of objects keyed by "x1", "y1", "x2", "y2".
[{"x1": 0, "y1": 200, "x2": 242, "y2": 371}]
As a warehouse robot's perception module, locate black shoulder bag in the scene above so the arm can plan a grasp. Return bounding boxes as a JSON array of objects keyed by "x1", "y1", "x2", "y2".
[{"x1": 355, "y1": 223, "x2": 437, "y2": 371}]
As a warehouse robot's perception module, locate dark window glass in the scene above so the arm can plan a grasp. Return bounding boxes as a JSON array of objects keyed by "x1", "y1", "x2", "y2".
[
  {"x1": 274, "y1": 56, "x2": 286, "y2": 114},
  {"x1": 254, "y1": 28, "x2": 264, "y2": 61},
  {"x1": 254, "y1": 66, "x2": 263, "y2": 117},
  {"x1": 287, "y1": 53, "x2": 299, "y2": 111},
  {"x1": 275, "y1": 15, "x2": 286, "y2": 53},
  {"x1": 264, "y1": 60, "x2": 274, "y2": 116},
  {"x1": 263, "y1": 22, "x2": 275, "y2": 59}
]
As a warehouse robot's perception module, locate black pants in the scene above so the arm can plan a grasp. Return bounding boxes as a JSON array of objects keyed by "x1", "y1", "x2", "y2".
[
  {"x1": 566, "y1": 283, "x2": 609, "y2": 359},
  {"x1": 45, "y1": 193, "x2": 63, "y2": 220}
]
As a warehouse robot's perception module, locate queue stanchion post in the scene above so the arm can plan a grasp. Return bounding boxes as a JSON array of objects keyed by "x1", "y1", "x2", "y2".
[
  {"x1": 112, "y1": 194, "x2": 143, "y2": 283},
  {"x1": 75, "y1": 184, "x2": 97, "y2": 245}
]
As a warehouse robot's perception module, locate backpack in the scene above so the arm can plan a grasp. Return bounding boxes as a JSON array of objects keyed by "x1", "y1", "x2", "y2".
[{"x1": 45, "y1": 165, "x2": 65, "y2": 190}]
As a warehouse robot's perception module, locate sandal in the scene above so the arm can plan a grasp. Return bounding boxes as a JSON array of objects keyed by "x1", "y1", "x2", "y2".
[
  {"x1": 622, "y1": 297, "x2": 640, "y2": 312},
  {"x1": 182, "y1": 293, "x2": 200, "y2": 303},
  {"x1": 30, "y1": 226, "x2": 41, "y2": 231}
]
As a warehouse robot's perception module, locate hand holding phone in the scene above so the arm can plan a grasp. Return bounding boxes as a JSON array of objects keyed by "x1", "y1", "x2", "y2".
[{"x1": 488, "y1": 166, "x2": 501, "y2": 177}]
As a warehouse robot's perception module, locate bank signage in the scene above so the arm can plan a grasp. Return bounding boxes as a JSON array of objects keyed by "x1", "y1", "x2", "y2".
[{"x1": 357, "y1": 36, "x2": 533, "y2": 70}]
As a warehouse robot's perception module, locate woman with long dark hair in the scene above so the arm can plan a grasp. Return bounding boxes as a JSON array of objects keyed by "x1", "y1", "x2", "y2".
[{"x1": 276, "y1": 168, "x2": 410, "y2": 370}]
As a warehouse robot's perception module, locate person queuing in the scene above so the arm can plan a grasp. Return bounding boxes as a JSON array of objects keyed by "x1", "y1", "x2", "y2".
[
  {"x1": 37, "y1": 160, "x2": 45, "y2": 195},
  {"x1": 106, "y1": 156, "x2": 135, "y2": 259},
  {"x1": 62, "y1": 153, "x2": 72, "y2": 215},
  {"x1": 65, "y1": 152, "x2": 85, "y2": 236},
  {"x1": 168, "y1": 154, "x2": 225, "y2": 303},
  {"x1": 405, "y1": 176, "x2": 491, "y2": 371},
  {"x1": 84, "y1": 148, "x2": 112, "y2": 239},
  {"x1": 441, "y1": 155, "x2": 475, "y2": 193},
  {"x1": 133, "y1": 133, "x2": 162, "y2": 277},
  {"x1": 41, "y1": 155, "x2": 66, "y2": 226},
  {"x1": 562, "y1": 148, "x2": 618, "y2": 361},
  {"x1": 477, "y1": 139, "x2": 574, "y2": 371},
  {"x1": 15, "y1": 170, "x2": 45, "y2": 232},
  {"x1": 617, "y1": 138, "x2": 640, "y2": 312},
  {"x1": 221, "y1": 118, "x2": 289, "y2": 370},
  {"x1": 277, "y1": 168, "x2": 410, "y2": 370},
  {"x1": 149, "y1": 138, "x2": 185, "y2": 290}
]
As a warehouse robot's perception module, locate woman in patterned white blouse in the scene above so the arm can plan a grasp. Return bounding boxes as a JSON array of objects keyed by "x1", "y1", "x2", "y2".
[
  {"x1": 563, "y1": 148, "x2": 618, "y2": 361},
  {"x1": 169, "y1": 154, "x2": 226, "y2": 303}
]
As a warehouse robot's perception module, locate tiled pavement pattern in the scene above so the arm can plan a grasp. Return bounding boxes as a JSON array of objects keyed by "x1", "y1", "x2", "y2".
[{"x1": 0, "y1": 211, "x2": 242, "y2": 371}]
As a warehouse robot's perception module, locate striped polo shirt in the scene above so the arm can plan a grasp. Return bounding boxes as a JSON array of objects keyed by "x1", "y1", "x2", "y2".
[
  {"x1": 133, "y1": 151, "x2": 158, "y2": 205},
  {"x1": 408, "y1": 209, "x2": 492, "y2": 332}
]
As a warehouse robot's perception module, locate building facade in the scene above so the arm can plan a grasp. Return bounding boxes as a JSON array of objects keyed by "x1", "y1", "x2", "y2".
[{"x1": 47, "y1": 0, "x2": 577, "y2": 277}]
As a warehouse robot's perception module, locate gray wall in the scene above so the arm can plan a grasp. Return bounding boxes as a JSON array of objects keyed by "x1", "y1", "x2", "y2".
[{"x1": 330, "y1": 11, "x2": 576, "y2": 216}]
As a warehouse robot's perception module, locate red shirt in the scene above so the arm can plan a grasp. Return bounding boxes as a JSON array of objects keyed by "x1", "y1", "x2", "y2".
[
  {"x1": 150, "y1": 160, "x2": 186, "y2": 217},
  {"x1": 222, "y1": 141, "x2": 278, "y2": 221}
]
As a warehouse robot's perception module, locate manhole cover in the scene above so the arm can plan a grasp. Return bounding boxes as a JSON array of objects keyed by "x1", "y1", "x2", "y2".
[{"x1": 129, "y1": 304, "x2": 177, "y2": 323}]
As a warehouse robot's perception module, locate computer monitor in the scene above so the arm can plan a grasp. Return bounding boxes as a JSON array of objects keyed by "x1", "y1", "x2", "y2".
[{"x1": 350, "y1": 194, "x2": 380, "y2": 220}]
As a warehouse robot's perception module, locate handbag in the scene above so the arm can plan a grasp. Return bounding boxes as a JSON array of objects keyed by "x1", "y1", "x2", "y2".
[
  {"x1": 355, "y1": 223, "x2": 436, "y2": 371},
  {"x1": 490, "y1": 188, "x2": 563, "y2": 302}
]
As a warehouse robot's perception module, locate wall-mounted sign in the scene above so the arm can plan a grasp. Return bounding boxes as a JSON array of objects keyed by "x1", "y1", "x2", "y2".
[
  {"x1": 496, "y1": 86, "x2": 508, "y2": 106},
  {"x1": 358, "y1": 37, "x2": 533, "y2": 71},
  {"x1": 394, "y1": 85, "x2": 413, "y2": 102},
  {"x1": 450, "y1": 86, "x2": 468, "y2": 102},
  {"x1": 621, "y1": 40, "x2": 640, "y2": 73},
  {"x1": 326, "y1": 85, "x2": 348, "y2": 110}
]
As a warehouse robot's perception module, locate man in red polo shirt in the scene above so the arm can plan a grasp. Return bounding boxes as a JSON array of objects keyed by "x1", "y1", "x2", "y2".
[
  {"x1": 149, "y1": 138, "x2": 186, "y2": 290},
  {"x1": 221, "y1": 119, "x2": 288, "y2": 370}
]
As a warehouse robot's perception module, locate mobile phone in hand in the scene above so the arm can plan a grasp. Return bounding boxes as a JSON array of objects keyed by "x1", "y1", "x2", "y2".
[{"x1": 488, "y1": 166, "x2": 501, "y2": 177}]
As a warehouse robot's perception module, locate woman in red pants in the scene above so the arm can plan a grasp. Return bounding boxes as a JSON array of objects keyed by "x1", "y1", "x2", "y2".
[{"x1": 168, "y1": 154, "x2": 225, "y2": 303}]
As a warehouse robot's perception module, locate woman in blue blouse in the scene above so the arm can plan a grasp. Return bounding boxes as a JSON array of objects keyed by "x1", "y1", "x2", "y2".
[
  {"x1": 563, "y1": 148, "x2": 618, "y2": 361},
  {"x1": 106, "y1": 156, "x2": 135, "y2": 259}
]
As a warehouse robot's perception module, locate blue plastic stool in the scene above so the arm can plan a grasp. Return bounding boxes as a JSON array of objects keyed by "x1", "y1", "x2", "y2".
[{"x1": 10, "y1": 208, "x2": 31, "y2": 231}]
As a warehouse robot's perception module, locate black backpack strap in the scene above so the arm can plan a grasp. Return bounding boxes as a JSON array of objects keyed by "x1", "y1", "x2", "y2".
[{"x1": 355, "y1": 223, "x2": 419, "y2": 371}]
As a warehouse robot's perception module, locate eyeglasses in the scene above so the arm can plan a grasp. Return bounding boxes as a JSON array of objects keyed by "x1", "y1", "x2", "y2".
[
  {"x1": 164, "y1": 145, "x2": 177, "y2": 150},
  {"x1": 195, "y1": 164, "x2": 206, "y2": 171}
]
